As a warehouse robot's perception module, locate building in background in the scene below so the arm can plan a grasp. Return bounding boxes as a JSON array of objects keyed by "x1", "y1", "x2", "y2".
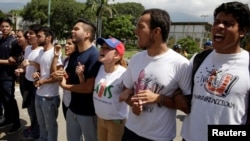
[{"x1": 169, "y1": 22, "x2": 212, "y2": 48}]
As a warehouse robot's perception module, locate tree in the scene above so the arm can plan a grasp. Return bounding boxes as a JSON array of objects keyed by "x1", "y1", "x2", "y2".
[
  {"x1": 102, "y1": 15, "x2": 135, "y2": 40},
  {"x1": 0, "y1": 10, "x2": 6, "y2": 19},
  {"x1": 21, "y1": 0, "x2": 93, "y2": 38},
  {"x1": 85, "y1": 0, "x2": 114, "y2": 38},
  {"x1": 50, "y1": 0, "x2": 91, "y2": 38},
  {"x1": 21, "y1": 0, "x2": 48, "y2": 24},
  {"x1": 111, "y1": 2, "x2": 144, "y2": 24},
  {"x1": 177, "y1": 36, "x2": 200, "y2": 54}
]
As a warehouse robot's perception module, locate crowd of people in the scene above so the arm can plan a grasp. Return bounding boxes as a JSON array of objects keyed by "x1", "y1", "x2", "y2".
[{"x1": 0, "y1": 1, "x2": 250, "y2": 141}]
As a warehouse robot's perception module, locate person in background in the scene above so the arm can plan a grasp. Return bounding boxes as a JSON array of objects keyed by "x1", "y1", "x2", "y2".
[
  {"x1": 53, "y1": 19, "x2": 101, "y2": 141},
  {"x1": 203, "y1": 40, "x2": 213, "y2": 51},
  {"x1": 51, "y1": 36, "x2": 77, "y2": 119},
  {"x1": 173, "y1": 44, "x2": 188, "y2": 57},
  {"x1": 14, "y1": 24, "x2": 43, "y2": 140},
  {"x1": 33, "y1": 26, "x2": 62, "y2": 141},
  {"x1": 120, "y1": 8, "x2": 191, "y2": 141},
  {"x1": 181, "y1": 2, "x2": 250, "y2": 141},
  {"x1": 14, "y1": 29, "x2": 29, "y2": 96},
  {"x1": 0, "y1": 18, "x2": 22, "y2": 134},
  {"x1": 76, "y1": 37, "x2": 128, "y2": 141}
]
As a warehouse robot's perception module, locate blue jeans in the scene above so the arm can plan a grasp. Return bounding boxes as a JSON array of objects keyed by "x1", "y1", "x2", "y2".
[
  {"x1": 35, "y1": 95, "x2": 60, "y2": 141},
  {"x1": 66, "y1": 109, "x2": 98, "y2": 141},
  {"x1": 0, "y1": 80, "x2": 20, "y2": 125}
]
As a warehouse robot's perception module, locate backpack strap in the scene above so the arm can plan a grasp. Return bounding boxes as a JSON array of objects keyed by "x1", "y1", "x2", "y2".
[{"x1": 191, "y1": 49, "x2": 213, "y2": 94}]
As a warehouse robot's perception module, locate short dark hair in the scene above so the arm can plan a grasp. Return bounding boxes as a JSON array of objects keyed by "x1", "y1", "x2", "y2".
[
  {"x1": 141, "y1": 8, "x2": 171, "y2": 42},
  {"x1": 214, "y1": 2, "x2": 250, "y2": 32},
  {"x1": 38, "y1": 26, "x2": 55, "y2": 43},
  {"x1": 29, "y1": 24, "x2": 42, "y2": 35},
  {"x1": 75, "y1": 18, "x2": 96, "y2": 42},
  {"x1": 16, "y1": 29, "x2": 29, "y2": 40},
  {"x1": 0, "y1": 18, "x2": 13, "y2": 26}
]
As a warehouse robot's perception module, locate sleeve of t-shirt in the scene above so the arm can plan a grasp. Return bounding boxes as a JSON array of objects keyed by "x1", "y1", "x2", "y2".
[
  {"x1": 85, "y1": 53, "x2": 101, "y2": 78},
  {"x1": 122, "y1": 56, "x2": 135, "y2": 89},
  {"x1": 177, "y1": 59, "x2": 192, "y2": 95}
]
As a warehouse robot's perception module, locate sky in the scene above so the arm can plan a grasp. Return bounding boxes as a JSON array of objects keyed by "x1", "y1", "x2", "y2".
[{"x1": 1, "y1": 0, "x2": 250, "y2": 23}]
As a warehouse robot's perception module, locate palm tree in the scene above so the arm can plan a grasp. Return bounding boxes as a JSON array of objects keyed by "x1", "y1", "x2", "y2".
[{"x1": 85, "y1": 0, "x2": 114, "y2": 39}]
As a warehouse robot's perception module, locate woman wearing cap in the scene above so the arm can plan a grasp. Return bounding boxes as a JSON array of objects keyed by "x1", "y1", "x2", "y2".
[{"x1": 76, "y1": 37, "x2": 128, "y2": 141}]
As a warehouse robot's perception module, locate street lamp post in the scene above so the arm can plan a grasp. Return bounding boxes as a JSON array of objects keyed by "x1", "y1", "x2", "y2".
[{"x1": 48, "y1": 0, "x2": 51, "y2": 27}]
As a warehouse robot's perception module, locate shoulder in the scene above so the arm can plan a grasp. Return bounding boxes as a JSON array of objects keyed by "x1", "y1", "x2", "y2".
[{"x1": 129, "y1": 50, "x2": 146, "y2": 62}]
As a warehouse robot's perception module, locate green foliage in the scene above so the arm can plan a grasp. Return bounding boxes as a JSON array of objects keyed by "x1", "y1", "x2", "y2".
[
  {"x1": 21, "y1": 0, "x2": 48, "y2": 24},
  {"x1": 0, "y1": 10, "x2": 7, "y2": 19},
  {"x1": 19, "y1": 0, "x2": 144, "y2": 40},
  {"x1": 167, "y1": 36, "x2": 176, "y2": 48},
  {"x1": 111, "y1": 2, "x2": 145, "y2": 24},
  {"x1": 102, "y1": 15, "x2": 135, "y2": 40},
  {"x1": 177, "y1": 36, "x2": 200, "y2": 54},
  {"x1": 85, "y1": 0, "x2": 114, "y2": 38},
  {"x1": 21, "y1": 0, "x2": 94, "y2": 38}
]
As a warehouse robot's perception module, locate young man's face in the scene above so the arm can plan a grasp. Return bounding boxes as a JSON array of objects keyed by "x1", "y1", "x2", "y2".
[
  {"x1": 37, "y1": 31, "x2": 46, "y2": 46},
  {"x1": 27, "y1": 30, "x2": 38, "y2": 45},
  {"x1": 71, "y1": 22, "x2": 88, "y2": 43},
  {"x1": 134, "y1": 14, "x2": 155, "y2": 50},
  {"x1": 212, "y1": 12, "x2": 243, "y2": 53},
  {"x1": 0, "y1": 21, "x2": 12, "y2": 37}
]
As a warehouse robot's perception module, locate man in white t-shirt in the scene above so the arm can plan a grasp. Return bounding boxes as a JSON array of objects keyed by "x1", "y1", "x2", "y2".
[
  {"x1": 181, "y1": 2, "x2": 250, "y2": 141},
  {"x1": 120, "y1": 8, "x2": 191, "y2": 141},
  {"x1": 33, "y1": 26, "x2": 62, "y2": 141}
]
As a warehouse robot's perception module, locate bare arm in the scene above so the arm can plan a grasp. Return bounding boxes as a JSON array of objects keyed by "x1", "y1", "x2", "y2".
[
  {"x1": 59, "y1": 77, "x2": 95, "y2": 93},
  {"x1": 50, "y1": 44, "x2": 62, "y2": 73},
  {"x1": 0, "y1": 56, "x2": 17, "y2": 65}
]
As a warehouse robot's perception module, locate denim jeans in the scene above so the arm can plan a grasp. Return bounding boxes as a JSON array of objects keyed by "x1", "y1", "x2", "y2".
[
  {"x1": 0, "y1": 80, "x2": 20, "y2": 125},
  {"x1": 66, "y1": 109, "x2": 98, "y2": 141},
  {"x1": 35, "y1": 95, "x2": 60, "y2": 141}
]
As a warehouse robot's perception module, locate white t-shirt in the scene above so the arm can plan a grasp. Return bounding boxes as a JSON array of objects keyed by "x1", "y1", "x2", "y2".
[
  {"x1": 24, "y1": 46, "x2": 43, "y2": 81},
  {"x1": 93, "y1": 65, "x2": 128, "y2": 120},
  {"x1": 62, "y1": 58, "x2": 71, "y2": 107},
  {"x1": 181, "y1": 50, "x2": 250, "y2": 141},
  {"x1": 35, "y1": 47, "x2": 63, "y2": 97},
  {"x1": 123, "y1": 49, "x2": 191, "y2": 141}
]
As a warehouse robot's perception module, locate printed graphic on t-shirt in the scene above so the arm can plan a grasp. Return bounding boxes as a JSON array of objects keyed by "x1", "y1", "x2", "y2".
[
  {"x1": 95, "y1": 79, "x2": 113, "y2": 99},
  {"x1": 205, "y1": 69, "x2": 238, "y2": 97},
  {"x1": 195, "y1": 67, "x2": 239, "y2": 109},
  {"x1": 133, "y1": 69, "x2": 164, "y2": 113}
]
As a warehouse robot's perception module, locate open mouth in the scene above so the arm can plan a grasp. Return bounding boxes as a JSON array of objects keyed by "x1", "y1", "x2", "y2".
[{"x1": 214, "y1": 33, "x2": 224, "y2": 41}]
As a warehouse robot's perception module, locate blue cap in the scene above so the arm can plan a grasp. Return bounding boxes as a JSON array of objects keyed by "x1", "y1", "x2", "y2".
[
  {"x1": 204, "y1": 41, "x2": 212, "y2": 46},
  {"x1": 96, "y1": 37, "x2": 125, "y2": 56}
]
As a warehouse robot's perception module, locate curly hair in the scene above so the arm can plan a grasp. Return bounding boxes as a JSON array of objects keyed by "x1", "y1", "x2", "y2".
[{"x1": 214, "y1": 1, "x2": 250, "y2": 32}]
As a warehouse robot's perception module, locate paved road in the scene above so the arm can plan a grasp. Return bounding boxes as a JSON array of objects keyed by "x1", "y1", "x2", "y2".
[
  {"x1": 0, "y1": 85, "x2": 67, "y2": 141},
  {"x1": 0, "y1": 84, "x2": 186, "y2": 141}
]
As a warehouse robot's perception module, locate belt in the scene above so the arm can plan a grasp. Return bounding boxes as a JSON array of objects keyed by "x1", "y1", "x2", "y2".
[{"x1": 42, "y1": 96, "x2": 54, "y2": 101}]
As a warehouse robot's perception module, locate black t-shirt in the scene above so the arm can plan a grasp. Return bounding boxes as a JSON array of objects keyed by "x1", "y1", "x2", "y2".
[
  {"x1": 68, "y1": 46, "x2": 101, "y2": 116},
  {"x1": 0, "y1": 35, "x2": 22, "y2": 80}
]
